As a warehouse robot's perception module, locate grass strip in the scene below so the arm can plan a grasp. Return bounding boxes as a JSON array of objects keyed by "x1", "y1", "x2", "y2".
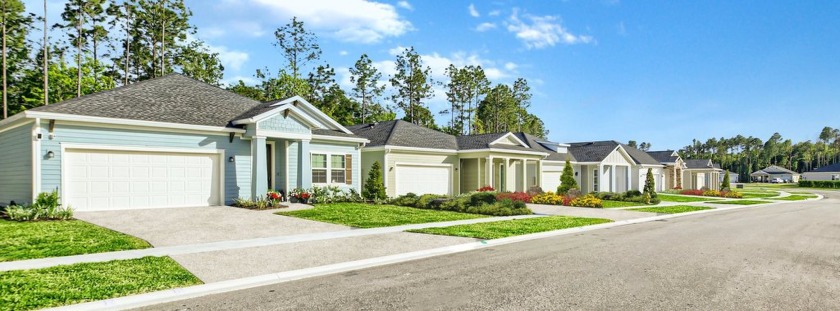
[
  {"x1": 407, "y1": 216, "x2": 611, "y2": 240},
  {"x1": 708, "y1": 200, "x2": 772, "y2": 205},
  {"x1": 0, "y1": 219, "x2": 151, "y2": 262},
  {"x1": 277, "y1": 203, "x2": 487, "y2": 228},
  {"x1": 658, "y1": 194, "x2": 719, "y2": 202},
  {"x1": 630, "y1": 205, "x2": 712, "y2": 214}
]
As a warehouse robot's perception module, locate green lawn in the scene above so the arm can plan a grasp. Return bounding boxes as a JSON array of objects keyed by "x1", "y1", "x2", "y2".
[
  {"x1": 0, "y1": 219, "x2": 151, "y2": 262},
  {"x1": 601, "y1": 200, "x2": 649, "y2": 208},
  {"x1": 772, "y1": 194, "x2": 817, "y2": 201},
  {"x1": 630, "y1": 205, "x2": 713, "y2": 214},
  {"x1": 407, "y1": 216, "x2": 612, "y2": 240},
  {"x1": 741, "y1": 192, "x2": 780, "y2": 199},
  {"x1": 709, "y1": 200, "x2": 772, "y2": 205},
  {"x1": 276, "y1": 203, "x2": 488, "y2": 228},
  {"x1": 0, "y1": 256, "x2": 201, "y2": 310},
  {"x1": 658, "y1": 194, "x2": 719, "y2": 202}
]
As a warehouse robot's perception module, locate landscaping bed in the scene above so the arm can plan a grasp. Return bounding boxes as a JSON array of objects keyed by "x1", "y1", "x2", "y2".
[
  {"x1": 675, "y1": 189, "x2": 743, "y2": 199},
  {"x1": 276, "y1": 203, "x2": 487, "y2": 228},
  {"x1": 390, "y1": 191, "x2": 533, "y2": 216},
  {"x1": 630, "y1": 205, "x2": 712, "y2": 214},
  {"x1": 407, "y1": 216, "x2": 612, "y2": 240},
  {"x1": 0, "y1": 219, "x2": 151, "y2": 262},
  {"x1": 708, "y1": 200, "x2": 771, "y2": 205},
  {"x1": 658, "y1": 194, "x2": 719, "y2": 202},
  {"x1": 0, "y1": 256, "x2": 201, "y2": 310}
]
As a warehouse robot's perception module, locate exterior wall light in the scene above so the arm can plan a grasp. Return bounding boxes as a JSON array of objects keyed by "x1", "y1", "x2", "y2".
[
  {"x1": 229, "y1": 156, "x2": 235, "y2": 163},
  {"x1": 46, "y1": 151, "x2": 55, "y2": 159}
]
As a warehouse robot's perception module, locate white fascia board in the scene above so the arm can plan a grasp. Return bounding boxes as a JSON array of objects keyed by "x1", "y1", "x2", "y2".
[
  {"x1": 490, "y1": 132, "x2": 529, "y2": 148},
  {"x1": 364, "y1": 145, "x2": 458, "y2": 154},
  {"x1": 232, "y1": 104, "x2": 322, "y2": 130},
  {"x1": 269, "y1": 96, "x2": 353, "y2": 134},
  {"x1": 311, "y1": 134, "x2": 369, "y2": 143},
  {"x1": 0, "y1": 113, "x2": 26, "y2": 129},
  {"x1": 458, "y1": 148, "x2": 548, "y2": 156},
  {"x1": 24, "y1": 111, "x2": 245, "y2": 133}
]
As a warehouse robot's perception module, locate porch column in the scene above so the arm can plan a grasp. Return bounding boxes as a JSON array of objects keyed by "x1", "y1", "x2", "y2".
[
  {"x1": 504, "y1": 158, "x2": 511, "y2": 192},
  {"x1": 299, "y1": 139, "x2": 311, "y2": 188},
  {"x1": 611, "y1": 165, "x2": 617, "y2": 192},
  {"x1": 536, "y1": 160, "x2": 542, "y2": 190},
  {"x1": 252, "y1": 136, "x2": 268, "y2": 200},
  {"x1": 521, "y1": 159, "x2": 527, "y2": 192},
  {"x1": 487, "y1": 156, "x2": 493, "y2": 188},
  {"x1": 598, "y1": 164, "x2": 604, "y2": 192},
  {"x1": 626, "y1": 166, "x2": 631, "y2": 192}
]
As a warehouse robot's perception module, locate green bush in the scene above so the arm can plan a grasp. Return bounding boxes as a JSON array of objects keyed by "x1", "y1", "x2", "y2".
[
  {"x1": 416, "y1": 194, "x2": 448, "y2": 208},
  {"x1": 362, "y1": 161, "x2": 387, "y2": 201},
  {"x1": 4, "y1": 191, "x2": 73, "y2": 221},
  {"x1": 624, "y1": 190, "x2": 642, "y2": 197},
  {"x1": 390, "y1": 193, "x2": 420, "y2": 207},
  {"x1": 557, "y1": 158, "x2": 578, "y2": 194},
  {"x1": 465, "y1": 199, "x2": 531, "y2": 216},
  {"x1": 570, "y1": 194, "x2": 603, "y2": 208},
  {"x1": 470, "y1": 192, "x2": 497, "y2": 206},
  {"x1": 392, "y1": 193, "x2": 531, "y2": 216},
  {"x1": 799, "y1": 180, "x2": 840, "y2": 189}
]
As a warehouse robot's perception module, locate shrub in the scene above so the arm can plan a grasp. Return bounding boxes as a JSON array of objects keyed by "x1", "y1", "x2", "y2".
[
  {"x1": 496, "y1": 192, "x2": 532, "y2": 203},
  {"x1": 465, "y1": 199, "x2": 531, "y2": 216},
  {"x1": 625, "y1": 190, "x2": 642, "y2": 197},
  {"x1": 720, "y1": 190, "x2": 743, "y2": 198},
  {"x1": 721, "y1": 171, "x2": 731, "y2": 190},
  {"x1": 799, "y1": 180, "x2": 840, "y2": 189},
  {"x1": 565, "y1": 189, "x2": 582, "y2": 200},
  {"x1": 4, "y1": 191, "x2": 73, "y2": 221},
  {"x1": 391, "y1": 193, "x2": 419, "y2": 207},
  {"x1": 470, "y1": 192, "x2": 497, "y2": 206},
  {"x1": 476, "y1": 186, "x2": 496, "y2": 192},
  {"x1": 643, "y1": 168, "x2": 657, "y2": 199},
  {"x1": 569, "y1": 194, "x2": 603, "y2": 208},
  {"x1": 416, "y1": 194, "x2": 448, "y2": 208},
  {"x1": 362, "y1": 161, "x2": 387, "y2": 201},
  {"x1": 702, "y1": 190, "x2": 721, "y2": 197},
  {"x1": 531, "y1": 192, "x2": 564, "y2": 205},
  {"x1": 557, "y1": 157, "x2": 578, "y2": 194}
]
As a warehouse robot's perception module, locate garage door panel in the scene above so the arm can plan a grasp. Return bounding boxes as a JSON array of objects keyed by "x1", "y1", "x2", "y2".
[
  {"x1": 395, "y1": 165, "x2": 451, "y2": 196},
  {"x1": 65, "y1": 149, "x2": 220, "y2": 211},
  {"x1": 542, "y1": 172, "x2": 562, "y2": 193}
]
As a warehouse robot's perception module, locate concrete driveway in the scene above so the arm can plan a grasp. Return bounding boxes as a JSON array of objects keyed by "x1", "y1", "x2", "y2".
[{"x1": 75, "y1": 206, "x2": 350, "y2": 247}]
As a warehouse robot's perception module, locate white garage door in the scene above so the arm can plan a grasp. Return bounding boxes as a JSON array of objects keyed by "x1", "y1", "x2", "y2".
[
  {"x1": 65, "y1": 149, "x2": 221, "y2": 211},
  {"x1": 395, "y1": 165, "x2": 451, "y2": 196},
  {"x1": 542, "y1": 171, "x2": 562, "y2": 193}
]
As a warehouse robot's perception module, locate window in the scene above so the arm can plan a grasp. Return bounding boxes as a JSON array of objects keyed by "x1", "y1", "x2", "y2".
[
  {"x1": 311, "y1": 153, "x2": 348, "y2": 184},
  {"x1": 593, "y1": 169, "x2": 599, "y2": 192},
  {"x1": 312, "y1": 154, "x2": 327, "y2": 183},
  {"x1": 331, "y1": 155, "x2": 346, "y2": 183}
]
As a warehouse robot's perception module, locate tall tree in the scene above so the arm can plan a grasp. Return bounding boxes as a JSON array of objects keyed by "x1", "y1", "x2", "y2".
[
  {"x1": 55, "y1": 0, "x2": 88, "y2": 97},
  {"x1": 349, "y1": 54, "x2": 385, "y2": 124},
  {"x1": 476, "y1": 83, "x2": 515, "y2": 133},
  {"x1": 176, "y1": 39, "x2": 223, "y2": 85},
  {"x1": 306, "y1": 64, "x2": 335, "y2": 106},
  {"x1": 389, "y1": 46, "x2": 435, "y2": 127},
  {"x1": 42, "y1": 0, "x2": 47, "y2": 105},
  {"x1": 1, "y1": 0, "x2": 32, "y2": 118},
  {"x1": 511, "y1": 78, "x2": 531, "y2": 132},
  {"x1": 274, "y1": 16, "x2": 320, "y2": 79},
  {"x1": 463, "y1": 65, "x2": 489, "y2": 134}
]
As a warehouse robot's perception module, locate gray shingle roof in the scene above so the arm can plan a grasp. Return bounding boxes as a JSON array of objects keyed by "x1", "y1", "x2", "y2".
[
  {"x1": 811, "y1": 163, "x2": 840, "y2": 173},
  {"x1": 514, "y1": 132, "x2": 575, "y2": 161},
  {"x1": 568, "y1": 141, "x2": 621, "y2": 162},
  {"x1": 620, "y1": 144, "x2": 662, "y2": 165},
  {"x1": 347, "y1": 120, "x2": 458, "y2": 150},
  {"x1": 31, "y1": 74, "x2": 262, "y2": 128},
  {"x1": 456, "y1": 133, "x2": 506, "y2": 150},
  {"x1": 684, "y1": 159, "x2": 719, "y2": 169},
  {"x1": 755, "y1": 165, "x2": 798, "y2": 175},
  {"x1": 646, "y1": 150, "x2": 679, "y2": 163}
]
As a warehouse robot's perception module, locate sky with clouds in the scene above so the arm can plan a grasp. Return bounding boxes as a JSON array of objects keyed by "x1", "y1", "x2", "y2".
[{"x1": 27, "y1": 0, "x2": 840, "y2": 150}]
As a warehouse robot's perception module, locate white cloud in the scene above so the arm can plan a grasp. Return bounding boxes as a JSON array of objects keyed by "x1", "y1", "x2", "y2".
[
  {"x1": 339, "y1": 50, "x2": 349, "y2": 56},
  {"x1": 230, "y1": 21, "x2": 267, "y2": 37},
  {"x1": 251, "y1": 0, "x2": 412, "y2": 44},
  {"x1": 223, "y1": 75, "x2": 260, "y2": 87},
  {"x1": 505, "y1": 9, "x2": 593, "y2": 49},
  {"x1": 468, "y1": 4, "x2": 480, "y2": 17},
  {"x1": 397, "y1": 1, "x2": 413, "y2": 10},
  {"x1": 475, "y1": 22, "x2": 497, "y2": 32},
  {"x1": 206, "y1": 44, "x2": 250, "y2": 72},
  {"x1": 488, "y1": 10, "x2": 501, "y2": 16},
  {"x1": 504, "y1": 62, "x2": 518, "y2": 71}
]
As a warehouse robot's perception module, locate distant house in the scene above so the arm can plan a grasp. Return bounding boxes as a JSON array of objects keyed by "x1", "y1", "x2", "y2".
[
  {"x1": 720, "y1": 171, "x2": 740, "y2": 183},
  {"x1": 567, "y1": 141, "x2": 665, "y2": 193},
  {"x1": 750, "y1": 165, "x2": 800, "y2": 183},
  {"x1": 801, "y1": 163, "x2": 840, "y2": 181},
  {"x1": 683, "y1": 159, "x2": 723, "y2": 190},
  {"x1": 647, "y1": 150, "x2": 685, "y2": 189}
]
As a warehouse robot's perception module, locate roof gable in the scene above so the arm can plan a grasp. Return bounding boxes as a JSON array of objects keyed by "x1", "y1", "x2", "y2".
[
  {"x1": 232, "y1": 96, "x2": 352, "y2": 134},
  {"x1": 489, "y1": 133, "x2": 528, "y2": 148}
]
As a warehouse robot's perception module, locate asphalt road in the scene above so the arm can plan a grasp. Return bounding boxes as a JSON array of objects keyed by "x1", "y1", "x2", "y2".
[{"x1": 145, "y1": 192, "x2": 840, "y2": 311}]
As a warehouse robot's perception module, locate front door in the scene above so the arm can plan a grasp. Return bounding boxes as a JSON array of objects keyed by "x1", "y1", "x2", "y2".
[{"x1": 266, "y1": 143, "x2": 275, "y2": 190}]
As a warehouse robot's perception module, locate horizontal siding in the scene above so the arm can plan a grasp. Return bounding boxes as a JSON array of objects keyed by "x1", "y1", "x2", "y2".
[
  {"x1": 40, "y1": 123, "x2": 252, "y2": 204},
  {"x1": 287, "y1": 141, "x2": 299, "y2": 190},
  {"x1": 310, "y1": 141, "x2": 362, "y2": 192},
  {"x1": 257, "y1": 114, "x2": 311, "y2": 134},
  {"x1": 802, "y1": 172, "x2": 839, "y2": 181},
  {"x1": 0, "y1": 123, "x2": 32, "y2": 205},
  {"x1": 460, "y1": 158, "x2": 479, "y2": 193}
]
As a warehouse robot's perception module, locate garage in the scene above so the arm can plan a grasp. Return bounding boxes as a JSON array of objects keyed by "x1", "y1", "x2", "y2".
[
  {"x1": 542, "y1": 171, "x2": 562, "y2": 193},
  {"x1": 64, "y1": 148, "x2": 222, "y2": 211},
  {"x1": 394, "y1": 164, "x2": 451, "y2": 196}
]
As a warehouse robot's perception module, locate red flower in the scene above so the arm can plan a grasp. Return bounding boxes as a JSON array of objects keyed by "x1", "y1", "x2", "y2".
[
  {"x1": 268, "y1": 193, "x2": 281, "y2": 200},
  {"x1": 300, "y1": 192, "x2": 311, "y2": 199}
]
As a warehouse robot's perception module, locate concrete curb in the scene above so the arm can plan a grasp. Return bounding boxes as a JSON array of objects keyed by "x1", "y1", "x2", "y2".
[
  {"x1": 47, "y1": 199, "x2": 806, "y2": 311},
  {"x1": 0, "y1": 214, "x2": 544, "y2": 272}
]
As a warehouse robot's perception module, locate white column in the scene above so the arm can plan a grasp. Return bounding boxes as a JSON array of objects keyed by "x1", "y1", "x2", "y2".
[
  {"x1": 626, "y1": 166, "x2": 631, "y2": 192},
  {"x1": 487, "y1": 156, "x2": 493, "y2": 188},
  {"x1": 504, "y1": 158, "x2": 510, "y2": 192},
  {"x1": 252, "y1": 136, "x2": 268, "y2": 200},
  {"x1": 611, "y1": 165, "x2": 617, "y2": 192},
  {"x1": 598, "y1": 164, "x2": 604, "y2": 192},
  {"x1": 476, "y1": 158, "x2": 481, "y2": 191},
  {"x1": 536, "y1": 160, "x2": 542, "y2": 189},
  {"x1": 521, "y1": 159, "x2": 527, "y2": 192}
]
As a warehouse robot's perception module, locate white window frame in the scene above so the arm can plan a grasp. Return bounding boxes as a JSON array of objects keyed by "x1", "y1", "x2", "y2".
[{"x1": 310, "y1": 152, "x2": 348, "y2": 186}]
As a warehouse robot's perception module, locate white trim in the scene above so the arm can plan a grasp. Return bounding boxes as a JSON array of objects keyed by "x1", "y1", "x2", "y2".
[
  {"x1": 50, "y1": 120, "x2": 238, "y2": 137},
  {"x1": 311, "y1": 134, "x2": 369, "y2": 143},
  {"x1": 0, "y1": 118, "x2": 32, "y2": 134},
  {"x1": 284, "y1": 140, "x2": 290, "y2": 192},
  {"x1": 24, "y1": 111, "x2": 245, "y2": 133},
  {"x1": 459, "y1": 148, "x2": 548, "y2": 156},
  {"x1": 270, "y1": 96, "x2": 353, "y2": 134},
  {"x1": 309, "y1": 151, "x2": 349, "y2": 186},
  {"x1": 489, "y1": 132, "x2": 528, "y2": 148},
  {"x1": 257, "y1": 130, "x2": 312, "y2": 141},
  {"x1": 393, "y1": 162, "x2": 454, "y2": 196},
  {"x1": 31, "y1": 119, "x2": 41, "y2": 200},
  {"x1": 0, "y1": 112, "x2": 25, "y2": 128},
  {"x1": 383, "y1": 150, "x2": 390, "y2": 195},
  {"x1": 363, "y1": 145, "x2": 458, "y2": 154},
  {"x1": 232, "y1": 96, "x2": 353, "y2": 134},
  {"x1": 59, "y1": 143, "x2": 226, "y2": 208},
  {"x1": 267, "y1": 141, "x2": 276, "y2": 190}
]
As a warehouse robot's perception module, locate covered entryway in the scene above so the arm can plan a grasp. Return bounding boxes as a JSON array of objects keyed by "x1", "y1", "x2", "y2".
[
  {"x1": 395, "y1": 164, "x2": 451, "y2": 196},
  {"x1": 64, "y1": 148, "x2": 222, "y2": 211}
]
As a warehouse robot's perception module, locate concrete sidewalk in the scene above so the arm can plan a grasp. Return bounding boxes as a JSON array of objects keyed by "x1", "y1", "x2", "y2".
[
  {"x1": 0, "y1": 214, "x2": 542, "y2": 272},
  {"x1": 528, "y1": 204, "x2": 658, "y2": 220}
]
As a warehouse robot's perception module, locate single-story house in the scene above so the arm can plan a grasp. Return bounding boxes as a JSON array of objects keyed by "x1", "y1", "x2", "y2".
[
  {"x1": 802, "y1": 163, "x2": 840, "y2": 181},
  {"x1": 0, "y1": 74, "x2": 368, "y2": 211},
  {"x1": 750, "y1": 165, "x2": 800, "y2": 183},
  {"x1": 647, "y1": 150, "x2": 685, "y2": 189},
  {"x1": 720, "y1": 171, "x2": 740, "y2": 183},
  {"x1": 567, "y1": 141, "x2": 665, "y2": 193},
  {"x1": 683, "y1": 159, "x2": 723, "y2": 190}
]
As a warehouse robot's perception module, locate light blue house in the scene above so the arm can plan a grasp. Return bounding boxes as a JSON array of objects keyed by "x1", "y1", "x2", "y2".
[{"x1": 0, "y1": 74, "x2": 367, "y2": 211}]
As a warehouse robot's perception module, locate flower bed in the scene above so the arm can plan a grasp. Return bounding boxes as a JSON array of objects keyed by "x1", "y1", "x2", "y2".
[
  {"x1": 530, "y1": 192, "x2": 602, "y2": 208},
  {"x1": 679, "y1": 189, "x2": 743, "y2": 198},
  {"x1": 495, "y1": 192, "x2": 532, "y2": 203},
  {"x1": 389, "y1": 192, "x2": 532, "y2": 216}
]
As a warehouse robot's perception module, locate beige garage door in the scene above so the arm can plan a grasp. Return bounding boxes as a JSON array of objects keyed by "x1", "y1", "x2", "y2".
[
  {"x1": 542, "y1": 171, "x2": 562, "y2": 193},
  {"x1": 395, "y1": 165, "x2": 451, "y2": 196},
  {"x1": 64, "y1": 149, "x2": 221, "y2": 211}
]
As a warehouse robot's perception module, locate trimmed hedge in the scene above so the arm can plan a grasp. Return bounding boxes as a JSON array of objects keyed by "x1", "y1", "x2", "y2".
[
  {"x1": 799, "y1": 180, "x2": 840, "y2": 189},
  {"x1": 390, "y1": 192, "x2": 532, "y2": 216},
  {"x1": 594, "y1": 191, "x2": 661, "y2": 205}
]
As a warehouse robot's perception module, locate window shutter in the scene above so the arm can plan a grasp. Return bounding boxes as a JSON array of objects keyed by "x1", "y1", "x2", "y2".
[{"x1": 345, "y1": 154, "x2": 353, "y2": 184}]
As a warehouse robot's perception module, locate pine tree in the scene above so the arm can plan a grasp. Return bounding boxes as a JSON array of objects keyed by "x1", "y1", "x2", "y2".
[
  {"x1": 644, "y1": 168, "x2": 657, "y2": 198},
  {"x1": 389, "y1": 46, "x2": 434, "y2": 127},
  {"x1": 558, "y1": 157, "x2": 578, "y2": 194},
  {"x1": 721, "y1": 170, "x2": 731, "y2": 190},
  {"x1": 363, "y1": 161, "x2": 387, "y2": 201}
]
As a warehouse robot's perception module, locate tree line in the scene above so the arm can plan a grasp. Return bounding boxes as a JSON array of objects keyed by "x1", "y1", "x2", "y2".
[
  {"x1": 0, "y1": 1, "x2": 548, "y2": 138},
  {"x1": 679, "y1": 127, "x2": 840, "y2": 180}
]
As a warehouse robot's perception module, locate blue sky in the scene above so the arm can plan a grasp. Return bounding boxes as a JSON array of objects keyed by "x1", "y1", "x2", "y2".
[{"x1": 30, "y1": 0, "x2": 840, "y2": 150}]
